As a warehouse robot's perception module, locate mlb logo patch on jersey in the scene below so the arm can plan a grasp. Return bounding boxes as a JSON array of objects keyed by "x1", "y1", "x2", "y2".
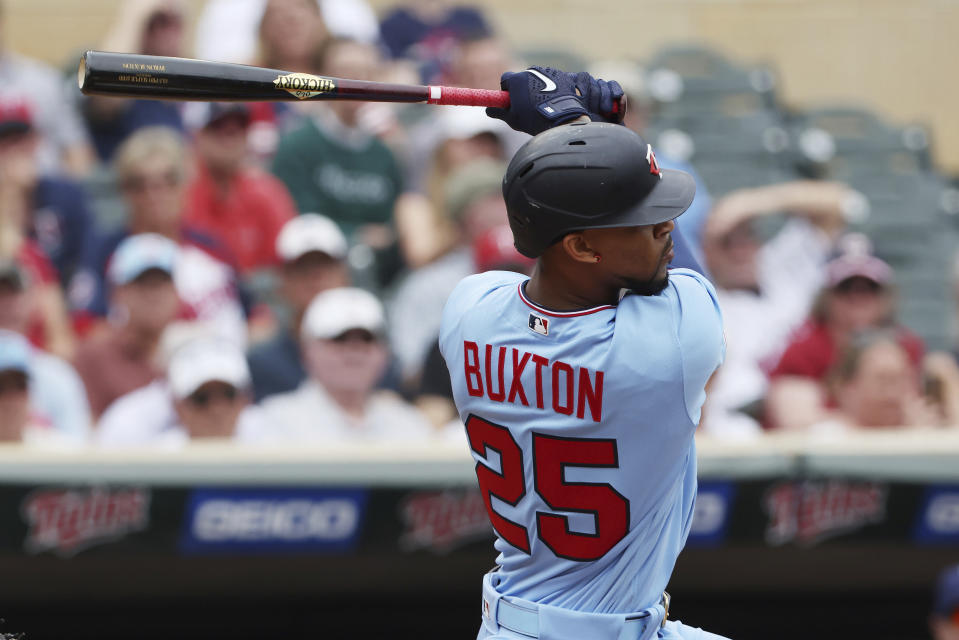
[{"x1": 528, "y1": 313, "x2": 549, "y2": 335}]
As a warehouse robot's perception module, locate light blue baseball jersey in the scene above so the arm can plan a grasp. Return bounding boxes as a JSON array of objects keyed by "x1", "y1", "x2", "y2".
[{"x1": 439, "y1": 268, "x2": 724, "y2": 614}]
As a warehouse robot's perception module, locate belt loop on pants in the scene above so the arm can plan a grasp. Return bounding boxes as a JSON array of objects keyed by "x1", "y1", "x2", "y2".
[{"x1": 481, "y1": 572, "x2": 668, "y2": 640}]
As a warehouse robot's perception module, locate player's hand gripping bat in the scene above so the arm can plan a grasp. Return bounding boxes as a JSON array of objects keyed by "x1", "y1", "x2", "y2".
[{"x1": 77, "y1": 51, "x2": 623, "y2": 119}]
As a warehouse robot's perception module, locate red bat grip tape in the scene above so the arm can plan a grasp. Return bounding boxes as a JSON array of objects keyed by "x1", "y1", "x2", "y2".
[
  {"x1": 428, "y1": 85, "x2": 622, "y2": 116},
  {"x1": 429, "y1": 86, "x2": 510, "y2": 108}
]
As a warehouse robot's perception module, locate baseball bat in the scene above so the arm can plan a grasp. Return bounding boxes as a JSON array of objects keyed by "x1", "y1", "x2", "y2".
[
  {"x1": 78, "y1": 50, "x2": 510, "y2": 108},
  {"x1": 78, "y1": 51, "x2": 623, "y2": 117}
]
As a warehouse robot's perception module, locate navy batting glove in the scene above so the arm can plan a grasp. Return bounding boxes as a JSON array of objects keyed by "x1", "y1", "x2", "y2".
[
  {"x1": 572, "y1": 72, "x2": 625, "y2": 124},
  {"x1": 487, "y1": 67, "x2": 625, "y2": 135}
]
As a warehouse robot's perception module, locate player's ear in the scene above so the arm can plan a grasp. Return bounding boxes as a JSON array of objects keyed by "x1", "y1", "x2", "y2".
[{"x1": 561, "y1": 232, "x2": 599, "y2": 264}]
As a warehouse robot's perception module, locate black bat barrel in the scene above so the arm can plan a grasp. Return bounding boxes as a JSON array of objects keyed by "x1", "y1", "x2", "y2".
[{"x1": 78, "y1": 51, "x2": 431, "y2": 103}]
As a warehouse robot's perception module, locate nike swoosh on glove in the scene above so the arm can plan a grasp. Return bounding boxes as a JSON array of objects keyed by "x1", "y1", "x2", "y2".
[{"x1": 486, "y1": 66, "x2": 624, "y2": 136}]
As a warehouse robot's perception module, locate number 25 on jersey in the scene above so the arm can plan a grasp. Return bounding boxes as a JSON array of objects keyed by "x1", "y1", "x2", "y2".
[{"x1": 465, "y1": 414, "x2": 630, "y2": 562}]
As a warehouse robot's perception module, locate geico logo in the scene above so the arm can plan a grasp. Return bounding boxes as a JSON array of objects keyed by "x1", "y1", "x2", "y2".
[
  {"x1": 926, "y1": 494, "x2": 959, "y2": 533},
  {"x1": 689, "y1": 491, "x2": 726, "y2": 535},
  {"x1": 193, "y1": 499, "x2": 358, "y2": 541}
]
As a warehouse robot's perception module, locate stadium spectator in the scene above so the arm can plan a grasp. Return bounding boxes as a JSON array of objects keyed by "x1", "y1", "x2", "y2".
[
  {"x1": 69, "y1": 127, "x2": 248, "y2": 345},
  {"x1": 0, "y1": 330, "x2": 78, "y2": 445},
  {"x1": 182, "y1": 102, "x2": 297, "y2": 274},
  {"x1": 256, "y1": 0, "x2": 330, "y2": 73},
  {"x1": 247, "y1": 214, "x2": 350, "y2": 401},
  {"x1": 446, "y1": 35, "x2": 514, "y2": 93},
  {"x1": 271, "y1": 38, "x2": 404, "y2": 286},
  {"x1": 82, "y1": 0, "x2": 188, "y2": 162},
  {"x1": 261, "y1": 287, "x2": 434, "y2": 443},
  {"x1": 388, "y1": 158, "x2": 507, "y2": 384},
  {"x1": 699, "y1": 181, "x2": 854, "y2": 437},
  {"x1": 395, "y1": 96, "x2": 522, "y2": 268},
  {"x1": 0, "y1": 100, "x2": 99, "y2": 288},
  {"x1": 195, "y1": 0, "x2": 382, "y2": 162},
  {"x1": 0, "y1": 263, "x2": 90, "y2": 441},
  {"x1": 921, "y1": 351, "x2": 959, "y2": 428},
  {"x1": 96, "y1": 336, "x2": 270, "y2": 448},
  {"x1": 0, "y1": 235, "x2": 75, "y2": 360},
  {"x1": 415, "y1": 223, "x2": 534, "y2": 430},
  {"x1": 766, "y1": 237, "x2": 924, "y2": 431},
  {"x1": 931, "y1": 564, "x2": 959, "y2": 640},
  {"x1": 73, "y1": 234, "x2": 180, "y2": 417},
  {"x1": 194, "y1": 0, "x2": 378, "y2": 65},
  {"x1": 0, "y1": 9, "x2": 95, "y2": 176},
  {"x1": 379, "y1": 0, "x2": 492, "y2": 83},
  {"x1": 810, "y1": 331, "x2": 939, "y2": 433}
]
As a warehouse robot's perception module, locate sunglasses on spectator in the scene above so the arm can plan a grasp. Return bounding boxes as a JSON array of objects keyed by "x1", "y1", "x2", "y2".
[
  {"x1": 122, "y1": 170, "x2": 181, "y2": 193},
  {"x1": 330, "y1": 329, "x2": 379, "y2": 344},
  {"x1": 833, "y1": 277, "x2": 882, "y2": 295},
  {"x1": 186, "y1": 385, "x2": 240, "y2": 408},
  {"x1": 147, "y1": 11, "x2": 182, "y2": 31},
  {"x1": 0, "y1": 373, "x2": 28, "y2": 395}
]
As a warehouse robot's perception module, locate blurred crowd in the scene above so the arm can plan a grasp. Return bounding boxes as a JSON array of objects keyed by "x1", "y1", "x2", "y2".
[{"x1": 1, "y1": 0, "x2": 959, "y2": 448}]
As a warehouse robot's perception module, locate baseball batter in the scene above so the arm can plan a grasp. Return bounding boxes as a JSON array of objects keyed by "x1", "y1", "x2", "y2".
[{"x1": 439, "y1": 68, "x2": 729, "y2": 640}]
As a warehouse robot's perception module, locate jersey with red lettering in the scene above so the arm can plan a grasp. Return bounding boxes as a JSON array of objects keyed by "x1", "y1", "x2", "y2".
[{"x1": 439, "y1": 268, "x2": 724, "y2": 614}]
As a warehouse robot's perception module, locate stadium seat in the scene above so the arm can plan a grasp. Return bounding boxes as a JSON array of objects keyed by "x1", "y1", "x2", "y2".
[
  {"x1": 645, "y1": 44, "x2": 779, "y2": 117},
  {"x1": 787, "y1": 106, "x2": 932, "y2": 179}
]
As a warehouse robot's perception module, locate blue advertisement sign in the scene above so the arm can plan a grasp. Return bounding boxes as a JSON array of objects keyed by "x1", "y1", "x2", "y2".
[
  {"x1": 914, "y1": 485, "x2": 959, "y2": 546},
  {"x1": 686, "y1": 481, "x2": 735, "y2": 547},
  {"x1": 180, "y1": 487, "x2": 368, "y2": 554}
]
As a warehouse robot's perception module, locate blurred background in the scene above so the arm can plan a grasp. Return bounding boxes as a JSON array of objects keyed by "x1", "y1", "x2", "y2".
[{"x1": 0, "y1": 1, "x2": 957, "y2": 639}]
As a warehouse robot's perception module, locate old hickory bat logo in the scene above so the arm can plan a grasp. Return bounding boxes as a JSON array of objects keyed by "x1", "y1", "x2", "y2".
[{"x1": 274, "y1": 72, "x2": 336, "y2": 99}]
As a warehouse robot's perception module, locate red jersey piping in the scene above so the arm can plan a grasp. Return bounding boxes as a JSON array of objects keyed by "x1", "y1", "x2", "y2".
[{"x1": 517, "y1": 283, "x2": 615, "y2": 318}]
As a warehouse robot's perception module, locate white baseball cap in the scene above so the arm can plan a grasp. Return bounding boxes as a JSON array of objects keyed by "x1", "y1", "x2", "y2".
[
  {"x1": 301, "y1": 287, "x2": 385, "y2": 341},
  {"x1": 107, "y1": 233, "x2": 179, "y2": 286},
  {"x1": 167, "y1": 338, "x2": 251, "y2": 399},
  {"x1": 275, "y1": 214, "x2": 348, "y2": 262}
]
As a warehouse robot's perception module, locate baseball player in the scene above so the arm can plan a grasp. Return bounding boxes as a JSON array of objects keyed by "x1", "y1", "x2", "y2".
[{"x1": 439, "y1": 68, "x2": 728, "y2": 640}]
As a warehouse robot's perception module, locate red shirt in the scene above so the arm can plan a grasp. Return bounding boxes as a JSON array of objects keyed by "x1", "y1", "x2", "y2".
[
  {"x1": 768, "y1": 319, "x2": 925, "y2": 385},
  {"x1": 184, "y1": 163, "x2": 296, "y2": 273},
  {"x1": 73, "y1": 331, "x2": 161, "y2": 417},
  {"x1": 16, "y1": 240, "x2": 58, "y2": 350}
]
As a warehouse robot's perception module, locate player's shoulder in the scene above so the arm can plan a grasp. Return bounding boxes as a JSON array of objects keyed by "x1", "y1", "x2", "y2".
[
  {"x1": 666, "y1": 268, "x2": 720, "y2": 300},
  {"x1": 446, "y1": 270, "x2": 526, "y2": 311},
  {"x1": 665, "y1": 268, "x2": 723, "y2": 328},
  {"x1": 440, "y1": 271, "x2": 526, "y2": 350}
]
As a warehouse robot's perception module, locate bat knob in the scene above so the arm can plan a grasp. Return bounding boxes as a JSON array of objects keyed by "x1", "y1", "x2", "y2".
[
  {"x1": 610, "y1": 93, "x2": 627, "y2": 123},
  {"x1": 77, "y1": 52, "x2": 87, "y2": 91}
]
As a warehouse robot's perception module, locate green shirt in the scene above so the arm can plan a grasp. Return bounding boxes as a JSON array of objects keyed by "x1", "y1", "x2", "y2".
[{"x1": 271, "y1": 116, "x2": 403, "y2": 238}]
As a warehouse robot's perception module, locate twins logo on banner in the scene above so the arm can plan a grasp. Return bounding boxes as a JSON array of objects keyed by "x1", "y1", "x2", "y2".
[
  {"x1": 180, "y1": 488, "x2": 367, "y2": 554},
  {"x1": 763, "y1": 480, "x2": 888, "y2": 546},
  {"x1": 399, "y1": 489, "x2": 492, "y2": 553},
  {"x1": 20, "y1": 486, "x2": 151, "y2": 557},
  {"x1": 914, "y1": 485, "x2": 959, "y2": 545}
]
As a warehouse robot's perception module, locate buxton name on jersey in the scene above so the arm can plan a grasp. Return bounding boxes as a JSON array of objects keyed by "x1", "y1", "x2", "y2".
[{"x1": 462, "y1": 340, "x2": 605, "y2": 423}]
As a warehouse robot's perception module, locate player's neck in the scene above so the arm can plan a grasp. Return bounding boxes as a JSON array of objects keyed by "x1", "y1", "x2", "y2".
[{"x1": 525, "y1": 265, "x2": 621, "y2": 310}]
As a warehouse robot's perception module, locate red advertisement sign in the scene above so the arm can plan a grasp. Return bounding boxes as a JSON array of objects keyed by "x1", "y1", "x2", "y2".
[
  {"x1": 399, "y1": 489, "x2": 492, "y2": 553},
  {"x1": 21, "y1": 487, "x2": 151, "y2": 557},
  {"x1": 764, "y1": 480, "x2": 887, "y2": 546}
]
